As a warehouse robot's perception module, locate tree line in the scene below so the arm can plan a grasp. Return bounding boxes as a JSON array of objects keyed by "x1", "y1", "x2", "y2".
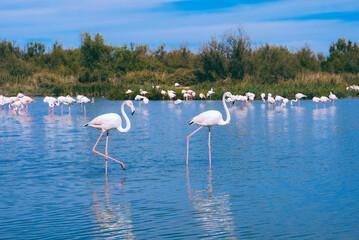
[{"x1": 0, "y1": 27, "x2": 359, "y2": 98}]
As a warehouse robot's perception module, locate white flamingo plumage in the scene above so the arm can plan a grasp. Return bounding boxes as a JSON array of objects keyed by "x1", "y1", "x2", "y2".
[
  {"x1": 84, "y1": 100, "x2": 135, "y2": 174},
  {"x1": 267, "y1": 94, "x2": 276, "y2": 110},
  {"x1": 320, "y1": 96, "x2": 331, "y2": 107},
  {"x1": 206, "y1": 88, "x2": 215, "y2": 100},
  {"x1": 261, "y1": 93, "x2": 266, "y2": 103},
  {"x1": 312, "y1": 97, "x2": 320, "y2": 108},
  {"x1": 186, "y1": 92, "x2": 232, "y2": 167},
  {"x1": 329, "y1": 92, "x2": 338, "y2": 106}
]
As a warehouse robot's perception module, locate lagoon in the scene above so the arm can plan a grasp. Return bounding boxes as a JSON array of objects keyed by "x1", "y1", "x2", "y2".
[{"x1": 1, "y1": 98, "x2": 359, "y2": 239}]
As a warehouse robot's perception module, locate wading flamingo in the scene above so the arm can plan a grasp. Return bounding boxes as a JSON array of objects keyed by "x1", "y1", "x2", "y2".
[
  {"x1": 329, "y1": 92, "x2": 338, "y2": 106},
  {"x1": 206, "y1": 88, "x2": 215, "y2": 100},
  {"x1": 84, "y1": 100, "x2": 135, "y2": 174},
  {"x1": 320, "y1": 96, "x2": 330, "y2": 107},
  {"x1": 161, "y1": 90, "x2": 167, "y2": 101},
  {"x1": 186, "y1": 92, "x2": 232, "y2": 167},
  {"x1": 261, "y1": 93, "x2": 266, "y2": 103},
  {"x1": 267, "y1": 94, "x2": 276, "y2": 110},
  {"x1": 312, "y1": 97, "x2": 320, "y2": 108},
  {"x1": 291, "y1": 93, "x2": 307, "y2": 106}
]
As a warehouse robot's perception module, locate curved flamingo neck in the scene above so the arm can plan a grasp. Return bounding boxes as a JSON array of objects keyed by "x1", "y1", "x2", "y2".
[
  {"x1": 219, "y1": 93, "x2": 231, "y2": 126},
  {"x1": 117, "y1": 102, "x2": 131, "y2": 133}
]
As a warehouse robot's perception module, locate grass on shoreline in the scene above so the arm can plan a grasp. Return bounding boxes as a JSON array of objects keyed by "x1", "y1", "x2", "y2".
[{"x1": 1, "y1": 72, "x2": 359, "y2": 100}]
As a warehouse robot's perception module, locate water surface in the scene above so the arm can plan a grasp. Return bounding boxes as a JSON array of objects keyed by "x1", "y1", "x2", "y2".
[{"x1": 1, "y1": 99, "x2": 359, "y2": 239}]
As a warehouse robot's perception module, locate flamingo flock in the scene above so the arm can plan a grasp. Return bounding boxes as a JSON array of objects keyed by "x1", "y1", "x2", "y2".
[
  {"x1": 2, "y1": 87, "x2": 345, "y2": 175},
  {"x1": 0, "y1": 93, "x2": 35, "y2": 115}
]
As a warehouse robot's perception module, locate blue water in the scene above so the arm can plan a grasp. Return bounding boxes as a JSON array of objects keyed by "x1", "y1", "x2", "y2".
[{"x1": 1, "y1": 99, "x2": 359, "y2": 239}]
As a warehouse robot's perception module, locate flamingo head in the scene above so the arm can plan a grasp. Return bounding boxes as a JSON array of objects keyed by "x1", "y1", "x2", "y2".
[{"x1": 125, "y1": 100, "x2": 136, "y2": 115}]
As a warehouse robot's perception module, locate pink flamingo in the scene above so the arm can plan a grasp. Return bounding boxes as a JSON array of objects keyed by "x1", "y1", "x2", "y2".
[
  {"x1": 186, "y1": 92, "x2": 232, "y2": 167},
  {"x1": 84, "y1": 100, "x2": 135, "y2": 174},
  {"x1": 320, "y1": 96, "x2": 331, "y2": 107},
  {"x1": 329, "y1": 92, "x2": 338, "y2": 106},
  {"x1": 312, "y1": 97, "x2": 320, "y2": 108}
]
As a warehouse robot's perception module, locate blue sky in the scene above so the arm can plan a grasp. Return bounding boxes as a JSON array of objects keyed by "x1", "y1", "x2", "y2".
[{"x1": 1, "y1": 0, "x2": 359, "y2": 54}]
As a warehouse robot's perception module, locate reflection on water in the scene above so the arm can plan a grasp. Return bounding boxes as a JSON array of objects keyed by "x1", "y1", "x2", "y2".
[
  {"x1": 186, "y1": 168, "x2": 235, "y2": 239},
  {"x1": 92, "y1": 177, "x2": 135, "y2": 239},
  {"x1": 1, "y1": 98, "x2": 359, "y2": 239}
]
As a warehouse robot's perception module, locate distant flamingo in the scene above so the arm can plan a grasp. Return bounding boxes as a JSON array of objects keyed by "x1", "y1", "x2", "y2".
[
  {"x1": 261, "y1": 93, "x2": 266, "y2": 103},
  {"x1": 186, "y1": 92, "x2": 232, "y2": 167},
  {"x1": 161, "y1": 90, "x2": 167, "y2": 101},
  {"x1": 206, "y1": 88, "x2": 215, "y2": 100},
  {"x1": 275, "y1": 95, "x2": 284, "y2": 106},
  {"x1": 329, "y1": 92, "x2": 338, "y2": 106},
  {"x1": 199, "y1": 93, "x2": 206, "y2": 102},
  {"x1": 84, "y1": 100, "x2": 135, "y2": 174},
  {"x1": 312, "y1": 97, "x2": 320, "y2": 108},
  {"x1": 64, "y1": 95, "x2": 76, "y2": 113},
  {"x1": 281, "y1": 98, "x2": 289, "y2": 108},
  {"x1": 167, "y1": 90, "x2": 176, "y2": 102},
  {"x1": 175, "y1": 83, "x2": 180, "y2": 87},
  {"x1": 44, "y1": 96, "x2": 59, "y2": 114},
  {"x1": 174, "y1": 99, "x2": 183, "y2": 108},
  {"x1": 57, "y1": 96, "x2": 66, "y2": 114},
  {"x1": 320, "y1": 96, "x2": 331, "y2": 107},
  {"x1": 291, "y1": 93, "x2": 307, "y2": 106},
  {"x1": 267, "y1": 94, "x2": 275, "y2": 110},
  {"x1": 78, "y1": 96, "x2": 91, "y2": 113}
]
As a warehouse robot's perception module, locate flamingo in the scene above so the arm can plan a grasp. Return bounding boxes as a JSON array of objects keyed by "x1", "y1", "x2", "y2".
[
  {"x1": 64, "y1": 95, "x2": 76, "y2": 113},
  {"x1": 312, "y1": 97, "x2": 320, "y2": 108},
  {"x1": 320, "y1": 96, "x2": 331, "y2": 107},
  {"x1": 267, "y1": 94, "x2": 276, "y2": 110},
  {"x1": 78, "y1": 96, "x2": 91, "y2": 113},
  {"x1": 167, "y1": 90, "x2": 176, "y2": 102},
  {"x1": 140, "y1": 89, "x2": 148, "y2": 96},
  {"x1": 238, "y1": 95, "x2": 247, "y2": 109},
  {"x1": 84, "y1": 100, "x2": 135, "y2": 174},
  {"x1": 261, "y1": 93, "x2": 266, "y2": 103},
  {"x1": 161, "y1": 90, "x2": 167, "y2": 101},
  {"x1": 199, "y1": 93, "x2": 206, "y2": 102},
  {"x1": 134, "y1": 95, "x2": 144, "y2": 107},
  {"x1": 206, "y1": 88, "x2": 215, "y2": 100},
  {"x1": 281, "y1": 98, "x2": 289, "y2": 108},
  {"x1": 44, "y1": 96, "x2": 59, "y2": 114},
  {"x1": 275, "y1": 95, "x2": 284, "y2": 105},
  {"x1": 186, "y1": 92, "x2": 232, "y2": 167},
  {"x1": 12, "y1": 100, "x2": 23, "y2": 116},
  {"x1": 292, "y1": 93, "x2": 307, "y2": 106},
  {"x1": 143, "y1": 97, "x2": 149, "y2": 109},
  {"x1": 174, "y1": 99, "x2": 183, "y2": 108},
  {"x1": 19, "y1": 95, "x2": 35, "y2": 112},
  {"x1": 175, "y1": 83, "x2": 180, "y2": 87},
  {"x1": 329, "y1": 92, "x2": 338, "y2": 106},
  {"x1": 246, "y1": 92, "x2": 255, "y2": 101}
]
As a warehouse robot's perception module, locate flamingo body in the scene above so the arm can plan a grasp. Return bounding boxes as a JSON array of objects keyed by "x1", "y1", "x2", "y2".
[
  {"x1": 84, "y1": 100, "x2": 135, "y2": 174},
  {"x1": 187, "y1": 92, "x2": 232, "y2": 166}
]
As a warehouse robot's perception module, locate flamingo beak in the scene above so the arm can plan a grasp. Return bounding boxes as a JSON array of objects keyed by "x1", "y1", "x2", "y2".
[{"x1": 132, "y1": 110, "x2": 135, "y2": 115}]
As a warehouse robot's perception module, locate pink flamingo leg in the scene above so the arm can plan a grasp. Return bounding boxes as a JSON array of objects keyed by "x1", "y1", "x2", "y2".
[
  {"x1": 208, "y1": 127, "x2": 211, "y2": 167},
  {"x1": 186, "y1": 126, "x2": 203, "y2": 166},
  {"x1": 105, "y1": 131, "x2": 109, "y2": 175},
  {"x1": 92, "y1": 131, "x2": 126, "y2": 171}
]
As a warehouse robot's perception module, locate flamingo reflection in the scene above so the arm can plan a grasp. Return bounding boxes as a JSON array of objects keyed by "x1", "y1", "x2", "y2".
[
  {"x1": 186, "y1": 167, "x2": 235, "y2": 238},
  {"x1": 92, "y1": 176, "x2": 135, "y2": 239}
]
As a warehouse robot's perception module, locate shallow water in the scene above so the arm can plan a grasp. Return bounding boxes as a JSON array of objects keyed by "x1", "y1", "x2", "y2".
[{"x1": 1, "y1": 99, "x2": 359, "y2": 239}]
